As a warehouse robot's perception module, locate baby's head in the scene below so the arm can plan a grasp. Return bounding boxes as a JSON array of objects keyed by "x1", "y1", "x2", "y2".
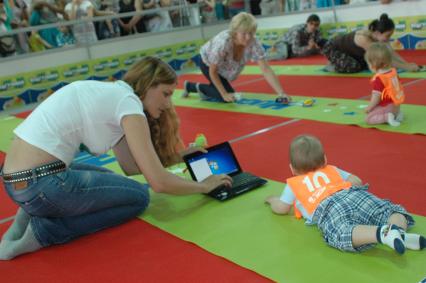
[
  {"x1": 289, "y1": 135, "x2": 326, "y2": 175},
  {"x1": 365, "y1": 42, "x2": 392, "y2": 72}
]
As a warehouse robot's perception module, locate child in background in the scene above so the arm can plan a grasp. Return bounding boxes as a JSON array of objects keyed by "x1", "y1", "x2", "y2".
[
  {"x1": 56, "y1": 25, "x2": 76, "y2": 46},
  {"x1": 365, "y1": 42, "x2": 404, "y2": 127},
  {"x1": 265, "y1": 135, "x2": 425, "y2": 254},
  {"x1": 28, "y1": 30, "x2": 52, "y2": 52}
]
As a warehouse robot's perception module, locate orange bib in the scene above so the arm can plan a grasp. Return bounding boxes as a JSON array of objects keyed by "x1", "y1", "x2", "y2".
[
  {"x1": 372, "y1": 68, "x2": 405, "y2": 105},
  {"x1": 286, "y1": 165, "x2": 352, "y2": 219}
]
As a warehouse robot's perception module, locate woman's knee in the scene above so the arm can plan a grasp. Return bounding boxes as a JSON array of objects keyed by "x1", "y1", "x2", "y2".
[{"x1": 134, "y1": 184, "x2": 150, "y2": 212}]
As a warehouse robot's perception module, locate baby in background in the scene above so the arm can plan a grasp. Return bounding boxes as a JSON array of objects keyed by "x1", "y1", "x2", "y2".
[{"x1": 364, "y1": 42, "x2": 405, "y2": 127}]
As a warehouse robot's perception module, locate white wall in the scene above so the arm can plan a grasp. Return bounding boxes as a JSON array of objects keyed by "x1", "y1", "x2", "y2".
[
  {"x1": 1, "y1": 0, "x2": 425, "y2": 78},
  {"x1": 334, "y1": 0, "x2": 426, "y2": 22}
]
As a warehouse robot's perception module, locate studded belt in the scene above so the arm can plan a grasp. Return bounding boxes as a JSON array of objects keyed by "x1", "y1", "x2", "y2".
[{"x1": 1, "y1": 160, "x2": 66, "y2": 184}]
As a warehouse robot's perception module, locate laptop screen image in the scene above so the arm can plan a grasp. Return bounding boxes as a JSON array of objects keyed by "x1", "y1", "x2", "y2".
[{"x1": 185, "y1": 142, "x2": 241, "y2": 181}]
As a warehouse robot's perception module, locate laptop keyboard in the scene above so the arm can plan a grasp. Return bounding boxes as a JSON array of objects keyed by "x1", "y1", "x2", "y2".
[
  {"x1": 208, "y1": 172, "x2": 267, "y2": 201},
  {"x1": 232, "y1": 173, "x2": 259, "y2": 189}
]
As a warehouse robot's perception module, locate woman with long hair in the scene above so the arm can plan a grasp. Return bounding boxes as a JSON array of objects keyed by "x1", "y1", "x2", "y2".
[{"x1": 0, "y1": 56, "x2": 231, "y2": 260}]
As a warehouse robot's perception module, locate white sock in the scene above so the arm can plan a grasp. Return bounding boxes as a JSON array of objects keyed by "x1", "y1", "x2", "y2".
[
  {"x1": 324, "y1": 63, "x2": 335, "y2": 72},
  {"x1": 0, "y1": 224, "x2": 42, "y2": 260},
  {"x1": 395, "y1": 111, "x2": 404, "y2": 122},
  {"x1": 1, "y1": 208, "x2": 30, "y2": 241},
  {"x1": 387, "y1": 113, "x2": 400, "y2": 127},
  {"x1": 398, "y1": 229, "x2": 425, "y2": 250},
  {"x1": 377, "y1": 224, "x2": 405, "y2": 254}
]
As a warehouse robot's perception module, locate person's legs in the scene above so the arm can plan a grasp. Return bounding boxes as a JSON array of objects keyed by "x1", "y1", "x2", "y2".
[
  {"x1": 388, "y1": 213, "x2": 425, "y2": 250},
  {"x1": 315, "y1": 188, "x2": 414, "y2": 254},
  {"x1": 259, "y1": 0, "x2": 274, "y2": 16},
  {"x1": 314, "y1": 191, "x2": 360, "y2": 252},
  {"x1": 184, "y1": 60, "x2": 234, "y2": 102},
  {"x1": 1, "y1": 208, "x2": 30, "y2": 241},
  {"x1": 322, "y1": 41, "x2": 365, "y2": 73},
  {"x1": 1, "y1": 167, "x2": 149, "y2": 259},
  {"x1": 215, "y1": 3, "x2": 225, "y2": 20},
  {"x1": 350, "y1": 188, "x2": 424, "y2": 251},
  {"x1": 0, "y1": 224, "x2": 41, "y2": 260},
  {"x1": 351, "y1": 224, "x2": 405, "y2": 254},
  {"x1": 365, "y1": 104, "x2": 398, "y2": 126}
]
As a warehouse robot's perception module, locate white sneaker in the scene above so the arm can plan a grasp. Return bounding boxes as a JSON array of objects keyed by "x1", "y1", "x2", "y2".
[
  {"x1": 396, "y1": 112, "x2": 404, "y2": 122},
  {"x1": 387, "y1": 113, "x2": 400, "y2": 127},
  {"x1": 324, "y1": 64, "x2": 336, "y2": 72},
  {"x1": 181, "y1": 80, "x2": 190, "y2": 98}
]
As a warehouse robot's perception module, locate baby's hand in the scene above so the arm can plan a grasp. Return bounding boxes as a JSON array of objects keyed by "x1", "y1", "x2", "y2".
[{"x1": 265, "y1": 195, "x2": 279, "y2": 204}]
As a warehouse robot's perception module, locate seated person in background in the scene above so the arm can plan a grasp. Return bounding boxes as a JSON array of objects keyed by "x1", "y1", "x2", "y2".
[
  {"x1": 118, "y1": 0, "x2": 146, "y2": 36},
  {"x1": 56, "y1": 24, "x2": 76, "y2": 46},
  {"x1": 65, "y1": 0, "x2": 98, "y2": 45},
  {"x1": 0, "y1": 0, "x2": 17, "y2": 57},
  {"x1": 265, "y1": 135, "x2": 425, "y2": 254},
  {"x1": 28, "y1": 30, "x2": 53, "y2": 51},
  {"x1": 277, "y1": 14, "x2": 326, "y2": 59},
  {"x1": 30, "y1": 0, "x2": 68, "y2": 48},
  {"x1": 94, "y1": 0, "x2": 121, "y2": 39},
  {"x1": 365, "y1": 42, "x2": 404, "y2": 127}
]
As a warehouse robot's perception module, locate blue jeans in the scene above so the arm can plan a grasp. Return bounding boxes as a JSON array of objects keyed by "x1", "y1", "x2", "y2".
[
  {"x1": 4, "y1": 163, "x2": 149, "y2": 247},
  {"x1": 186, "y1": 60, "x2": 235, "y2": 102}
]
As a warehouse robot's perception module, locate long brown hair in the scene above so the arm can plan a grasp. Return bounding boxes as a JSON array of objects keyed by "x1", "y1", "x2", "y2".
[{"x1": 123, "y1": 56, "x2": 182, "y2": 167}]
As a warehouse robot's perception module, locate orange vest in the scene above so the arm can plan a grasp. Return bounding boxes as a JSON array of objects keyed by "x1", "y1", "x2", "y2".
[
  {"x1": 286, "y1": 165, "x2": 352, "y2": 219},
  {"x1": 372, "y1": 68, "x2": 405, "y2": 106}
]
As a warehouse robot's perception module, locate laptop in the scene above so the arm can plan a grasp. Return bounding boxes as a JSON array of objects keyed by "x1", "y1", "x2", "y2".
[{"x1": 183, "y1": 142, "x2": 267, "y2": 201}]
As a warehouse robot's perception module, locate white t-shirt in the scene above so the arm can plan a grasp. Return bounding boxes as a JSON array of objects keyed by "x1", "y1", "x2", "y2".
[{"x1": 14, "y1": 80, "x2": 145, "y2": 165}]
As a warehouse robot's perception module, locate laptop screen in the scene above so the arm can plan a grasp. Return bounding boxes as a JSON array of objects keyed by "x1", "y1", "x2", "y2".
[{"x1": 184, "y1": 142, "x2": 241, "y2": 181}]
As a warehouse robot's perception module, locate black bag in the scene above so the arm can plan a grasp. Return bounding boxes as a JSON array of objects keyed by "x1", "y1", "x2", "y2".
[{"x1": 0, "y1": 36, "x2": 16, "y2": 57}]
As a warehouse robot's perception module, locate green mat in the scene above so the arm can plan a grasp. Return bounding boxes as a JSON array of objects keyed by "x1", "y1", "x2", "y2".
[
  {"x1": 186, "y1": 65, "x2": 426, "y2": 79},
  {"x1": 1, "y1": 116, "x2": 425, "y2": 282},
  {"x1": 117, "y1": 161, "x2": 426, "y2": 283},
  {"x1": 0, "y1": 116, "x2": 23, "y2": 152},
  {"x1": 102, "y1": 161, "x2": 426, "y2": 283},
  {"x1": 173, "y1": 92, "x2": 426, "y2": 135}
]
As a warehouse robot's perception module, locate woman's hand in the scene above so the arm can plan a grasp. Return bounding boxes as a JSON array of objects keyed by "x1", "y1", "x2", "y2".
[
  {"x1": 201, "y1": 174, "x2": 233, "y2": 193},
  {"x1": 222, "y1": 92, "x2": 236, "y2": 103},
  {"x1": 276, "y1": 93, "x2": 292, "y2": 103}
]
